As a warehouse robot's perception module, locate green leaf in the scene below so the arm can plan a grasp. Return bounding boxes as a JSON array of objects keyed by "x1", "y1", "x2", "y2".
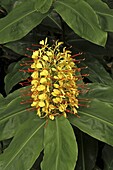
[
  {"x1": 0, "y1": 1, "x2": 48, "y2": 44},
  {"x1": 75, "y1": 128, "x2": 98, "y2": 170},
  {"x1": 41, "y1": 116, "x2": 78, "y2": 170},
  {"x1": 80, "y1": 54, "x2": 113, "y2": 85},
  {"x1": 46, "y1": 12, "x2": 62, "y2": 30},
  {"x1": 0, "y1": 118, "x2": 45, "y2": 170},
  {"x1": 69, "y1": 83, "x2": 113, "y2": 146},
  {"x1": 0, "y1": 86, "x2": 35, "y2": 140},
  {"x1": 54, "y1": 0, "x2": 107, "y2": 46},
  {"x1": 0, "y1": 0, "x2": 26, "y2": 12},
  {"x1": 84, "y1": 0, "x2": 113, "y2": 32},
  {"x1": 4, "y1": 58, "x2": 30, "y2": 94},
  {"x1": 102, "y1": 144, "x2": 113, "y2": 170},
  {"x1": 0, "y1": 94, "x2": 6, "y2": 113},
  {"x1": 35, "y1": 0, "x2": 53, "y2": 13}
]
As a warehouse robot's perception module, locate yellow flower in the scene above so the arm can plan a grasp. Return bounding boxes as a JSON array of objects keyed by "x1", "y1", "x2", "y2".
[
  {"x1": 59, "y1": 104, "x2": 67, "y2": 112},
  {"x1": 38, "y1": 93, "x2": 47, "y2": 100},
  {"x1": 36, "y1": 62, "x2": 42, "y2": 68},
  {"x1": 38, "y1": 101, "x2": 45, "y2": 107},
  {"x1": 40, "y1": 70, "x2": 48, "y2": 76},
  {"x1": 52, "y1": 89, "x2": 61, "y2": 96},
  {"x1": 31, "y1": 101, "x2": 38, "y2": 107},
  {"x1": 31, "y1": 71, "x2": 38, "y2": 78},
  {"x1": 43, "y1": 55, "x2": 48, "y2": 61},
  {"x1": 30, "y1": 38, "x2": 79, "y2": 120},
  {"x1": 37, "y1": 85, "x2": 45, "y2": 91},
  {"x1": 49, "y1": 115, "x2": 55, "y2": 120},
  {"x1": 54, "y1": 84, "x2": 59, "y2": 88},
  {"x1": 32, "y1": 51, "x2": 38, "y2": 58},
  {"x1": 53, "y1": 97, "x2": 62, "y2": 103},
  {"x1": 40, "y1": 78, "x2": 47, "y2": 84}
]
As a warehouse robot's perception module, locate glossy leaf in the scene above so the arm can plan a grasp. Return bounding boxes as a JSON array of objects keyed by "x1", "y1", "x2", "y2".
[
  {"x1": 0, "y1": 86, "x2": 35, "y2": 140},
  {"x1": 0, "y1": 94, "x2": 6, "y2": 113},
  {"x1": 0, "y1": 1, "x2": 48, "y2": 44},
  {"x1": 80, "y1": 54, "x2": 113, "y2": 85},
  {"x1": 0, "y1": 118, "x2": 45, "y2": 170},
  {"x1": 54, "y1": 0, "x2": 107, "y2": 46},
  {"x1": 102, "y1": 144, "x2": 113, "y2": 170},
  {"x1": 75, "y1": 128, "x2": 98, "y2": 170},
  {"x1": 69, "y1": 83, "x2": 113, "y2": 146},
  {"x1": 35, "y1": 0, "x2": 53, "y2": 13},
  {"x1": 4, "y1": 58, "x2": 30, "y2": 94},
  {"x1": 45, "y1": 12, "x2": 62, "y2": 30},
  {"x1": 0, "y1": 0, "x2": 26, "y2": 12},
  {"x1": 85, "y1": 0, "x2": 113, "y2": 32},
  {"x1": 41, "y1": 116, "x2": 78, "y2": 170}
]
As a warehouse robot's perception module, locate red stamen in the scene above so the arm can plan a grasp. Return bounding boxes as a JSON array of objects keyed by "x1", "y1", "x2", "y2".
[
  {"x1": 26, "y1": 48, "x2": 35, "y2": 52},
  {"x1": 72, "y1": 58, "x2": 85, "y2": 63},
  {"x1": 71, "y1": 52, "x2": 83, "y2": 58},
  {"x1": 32, "y1": 44, "x2": 43, "y2": 47},
  {"x1": 24, "y1": 54, "x2": 32, "y2": 58}
]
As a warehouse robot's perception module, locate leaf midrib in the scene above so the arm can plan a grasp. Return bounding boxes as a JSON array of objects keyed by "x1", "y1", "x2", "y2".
[
  {"x1": 4, "y1": 121, "x2": 45, "y2": 169},
  {"x1": 56, "y1": 118, "x2": 60, "y2": 169},
  {"x1": 0, "y1": 108, "x2": 31, "y2": 123},
  {"x1": 79, "y1": 110, "x2": 113, "y2": 127},
  {"x1": 0, "y1": 9, "x2": 36, "y2": 33},
  {"x1": 55, "y1": 1, "x2": 97, "y2": 33}
]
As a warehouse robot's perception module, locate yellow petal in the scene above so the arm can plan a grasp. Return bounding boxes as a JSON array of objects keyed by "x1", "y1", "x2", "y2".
[
  {"x1": 43, "y1": 55, "x2": 48, "y2": 61},
  {"x1": 53, "y1": 97, "x2": 62, "y2": 103},
  {"x1": 31, "y1": 80, "x2": 38, "y2": 87},
  {"x1": 38, "y1": 93, "x2": 47, "y2": 100},
  {"x1": 53, "y1": 89, "x2": 60, "y2": 95},
  {"x1": 38, "y1": 101, "x2": 45, "y2": 107},
  {"x1": 63, "y1": 112, "x2": 67, "y2": 118},
  {"x1": 59, "y1": 104, "x2": 66, "y2": 112},
  {"x1": 40, "y1": 78, "x2": 47, "y2": 83},
  {"x1": 58, "y1": 73, "x2": 63, "y2": 79},
  {"x1": 37, "y1": 85, "x2": 45, "y2": 91},
  {"x1": 49, "y1": 104, "x2": 55, "y2": 109},
  {"x1": 31, "y1": 63, "x2": 35, "y2": 68},
  {"x1": 49, "y1": 115, "x2": 54, "y2": 120},
  {"x1": 53, "y1": 76, "x2": 58, "y2": 79},
  {"x1": 36, "y1": 62, "x2": 42, "y2": 68},
  {"x1": 46, "y1": 51, "x2": 52, "y2": 56},
  {"x1": 31, "y1": 101, "x2": 38, "y2": 107},
  {"x1": 54, "y1": 84, "x2": 59, "y2": 88},
  {"x1": 52, "y1": 67, "x2": 56, "y2": 71},
  {"x1": 32, "y1": 51, "x2": 38, "y2": 58},
  {"x1": 73, "y1": 107, "x2": 77, "y2": 114},
  {"x1": 31, "y1": 71, "x2": 38, "y2": 78},
  {"x1": 37, "y1": 108, "x2": 41, "y2": 116},
  {"x1": 40, "y1": 70, "x2": 48, "y2": 76},
  {"x1": 40, "y1": 40, "x2": 45, "y2": 45}
]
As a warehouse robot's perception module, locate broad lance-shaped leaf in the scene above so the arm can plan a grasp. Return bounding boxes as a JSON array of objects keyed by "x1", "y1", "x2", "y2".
[
  {"x1": 41, "y1": 116, "x2": 78, "y2": 170},
  {"x1": 35, "y1": 0, "x2": 53, "y2": 13},
  {"x1": 102, "y1": 144, "x2": 113, "y2": 170},
  {"x1": 0, "y1": 94, "x2": 6, "y2": 113},
  {"x1": 0, "y1": 86, "x2": 36, "y2": 141},
  {"x1": 0, "y1": 0, "x2": 26, "y2": 12},
  {"x1": 54, "y1": 0, "x2": 107, "y2": 46},
  {"x1": 84, "y1": 0, "x2": 113, "y2": 32},
  {"x1": 4, "y1": 58, "x2": 31, "y2": 94},
  {"x1": 75, "y1": 128, "x2": 98, "y2": 170},
  {"x1": 0, "y1": 118, "x2": 45, "y2": 170},
  {"x1": 69, "y1": 83, "x2": 113, "y2": 146},
  {"x1": 79, "y1": 54, "x2": 113, "y2": 85},
  {"x1": 0, "y1": 1, "x2": 48, "y2": 44}
]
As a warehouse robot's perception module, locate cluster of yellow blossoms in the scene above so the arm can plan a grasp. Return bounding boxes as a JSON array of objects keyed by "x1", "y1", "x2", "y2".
[{"x1": 30, "y1": 38, "x2": 79, "y2": 120}]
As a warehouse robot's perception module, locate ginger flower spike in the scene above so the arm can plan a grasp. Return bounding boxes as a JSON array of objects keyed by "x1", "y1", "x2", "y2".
[{"x1": 30, "y1": 38, "x2": 79, "y2": 120}]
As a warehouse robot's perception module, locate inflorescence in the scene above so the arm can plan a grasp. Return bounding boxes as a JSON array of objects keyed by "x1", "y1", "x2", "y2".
[{"x1": 30, "y1": 38, "x2": 80, "y2": 120}]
